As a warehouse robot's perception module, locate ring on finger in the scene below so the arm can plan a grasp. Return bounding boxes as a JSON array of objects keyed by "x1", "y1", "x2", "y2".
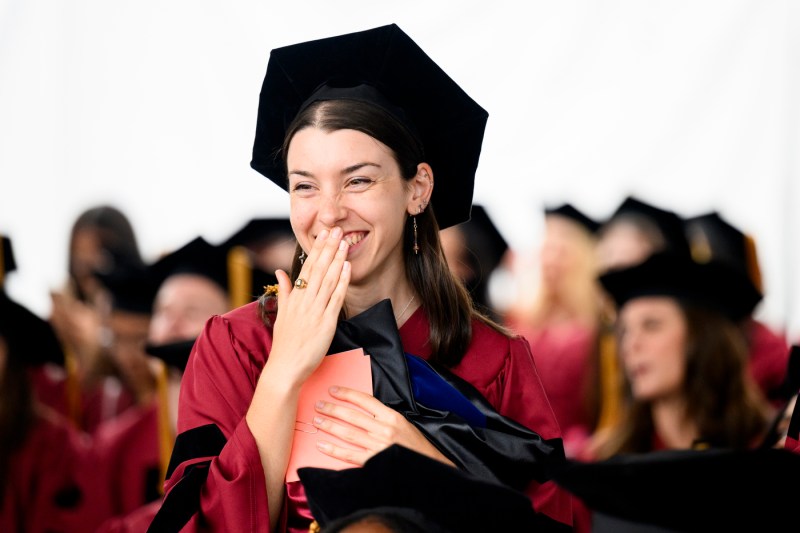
[{"x1": 294, "y1": 278, "x2": 308, "y2": 289}]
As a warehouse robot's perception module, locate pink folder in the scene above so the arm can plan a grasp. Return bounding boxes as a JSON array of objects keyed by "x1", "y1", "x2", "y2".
[{"x1": 285, "y1": 347, "x2": 373, "y2": 483}]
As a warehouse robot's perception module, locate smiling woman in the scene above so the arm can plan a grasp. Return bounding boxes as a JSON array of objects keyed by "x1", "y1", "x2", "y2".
[{"x1": 148, "y1": 23, "x2": 572, "y2": 533}]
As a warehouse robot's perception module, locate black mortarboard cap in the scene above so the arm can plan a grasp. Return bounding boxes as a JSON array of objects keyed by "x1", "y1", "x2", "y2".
[
  {"x1": 598, "y1": 252, "x2": 762, "y2": 321},
  {"x1": 459, "y1": 204, "x2": 509, "y2": 275},
  {"x1": 250, "y1": 23, "x2": 489, "y2": 229},
  {"x1": 151, "y1": 237, "x2": 229, "y2": 294},
  {"x1": 0, "y1": 292, "x2": 65, "y2": 366},
  {"x1": 1, "y1": 234, "x2": 17, "y2": 286},
  {"x1": 220, "y1": 218, "x2": 294, "y2": 250},
  {"x1": 299, "y1": 444, "x2": 542, "y2": 532},
  {"x1": 544, "y1": 203, "x2": 601, "y2": 234},
  {"x1": 605, "y1": 196, "x2": 691, "y2": 258},
  {"x1": 684, "y1": 211, "x2": 763, "y2": 295},
  {"x1": 553, "y1": 447, "x2": 800, "y2": 532},
  {"x1": 95, "y1": 260, "x2": 159, "y2": 315}
]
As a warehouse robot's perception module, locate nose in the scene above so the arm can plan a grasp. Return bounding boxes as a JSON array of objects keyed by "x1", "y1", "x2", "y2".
[{"x1": 317, "y1": 192, "x2": 348, "y2": 227}]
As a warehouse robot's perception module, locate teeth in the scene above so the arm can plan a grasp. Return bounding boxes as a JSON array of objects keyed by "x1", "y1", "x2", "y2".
[{"x1": 344, "y1": 233, "x2": 365, "y2": 246}]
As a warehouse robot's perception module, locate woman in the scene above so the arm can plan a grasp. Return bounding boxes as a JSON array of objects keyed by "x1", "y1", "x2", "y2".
[
  {"x1": 505, "y1": 203, "x2": 603, "y2": 457},
  {"x1": 153, "y1": 24, "x2": 571, "y2": 532},
  {"x1": 587, "y1": 252, "x2": 772, "y2": 459},
  {"x1": 569, "y1": 252, "x2": 773, "y2": 532}
]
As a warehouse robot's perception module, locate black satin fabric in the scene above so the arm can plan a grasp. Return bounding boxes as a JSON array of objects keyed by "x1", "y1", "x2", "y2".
[{"x1": 328, "y1": 299, "x2": 565, "y2": 491}]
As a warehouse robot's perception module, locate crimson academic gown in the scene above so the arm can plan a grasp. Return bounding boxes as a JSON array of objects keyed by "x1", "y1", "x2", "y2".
[
  {"x1": 511, "y1": 321, "x2": 597, "y2": 457},
  {"x1": 745, "y1": 318, "x2": 790, "y2": 406},
  {"x1": 156, "y1": 302, "x2": 572, "y2": 532},
  {"x1": 0, "y1": 408, "x2": 107, "y2": 533}
]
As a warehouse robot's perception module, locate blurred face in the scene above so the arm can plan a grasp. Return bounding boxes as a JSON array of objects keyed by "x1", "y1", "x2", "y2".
[
  {"x1": 540, "y1": 216, "x2": 586, "y2": 287},
  {"x1": 252, "y1": 237, "x2": 298, "y2": 274},
  {"x1": 596, "y1": 221, "x2": 655, "y2": 273},
  {"x1": 148, "y1": 274, "x2": 229, "y2": 345},
  {"x1": 618, "y1": 296, "x2": 687, "y2": 402},
  {"x1": 70, "y1": 228, "x2": 110, "y2": 301},
  {"x1": 287, "y1": 127, "x2": 419, "y2": 287}
]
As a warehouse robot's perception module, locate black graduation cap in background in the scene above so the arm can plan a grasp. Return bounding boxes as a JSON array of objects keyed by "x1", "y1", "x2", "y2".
[
  {"x1": 684, "y1": 211, "x2": 763, "y2": 295},
  {"x1": 1, "y1": 234, "x2": 16, "y2": 286},
  {"x1": 220, "y1": 217, "x2": 294, "y2": 250},
  {"x1": 598, "y1": 252, "x2": 762, "y2": 321},
  {"x1": 544, "y1": 203, "x2": 601, "y2": 234},
  {"x1": 0, "y1": 291, "x2": 65, "y2": 367},
  {"x1": 458, "y1": 204, "x2": 509, "y2": 278},
  {"x1": 553, "y1": 447, "x2": 800, "y2": 532},
  {"x1": 604, "y1": 196, "x2": 691, "y2": 258},
  {"x1": 150, "y1": 237, "x2": 229, "y2": 295},
  {"x1": 95, "y1": 260, "x2": 159, "y2": 315},
  {"x1": 298, "y1": 444, "x2": 543, "y2": 532},
  {"x1": 250, "y1": 23, "x2": 489, "y2": 229}
]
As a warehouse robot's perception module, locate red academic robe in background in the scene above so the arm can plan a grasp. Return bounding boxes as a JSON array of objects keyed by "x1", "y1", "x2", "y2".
[
  {"x1": 745, "y1": 319, "x2": 790, "y2": 406},
  {"x1": 0, "y1": 407, "x2": 108, "y2": 533},
  {"x1": 157, "y1": 302, "x2": 573, "y2": 532},
  {"x1": 510, "y1": 321, "x2": 597, "y2": 457},
  {"x1": 91, "y1": 401, "x2": 163, "y2": 524}
]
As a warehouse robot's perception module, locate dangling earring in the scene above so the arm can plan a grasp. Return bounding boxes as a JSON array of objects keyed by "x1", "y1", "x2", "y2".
[
  {"x1": 299, "y1": 250, "x2": 306, "y2": 265},
  {"x1": 412, "y1": 214, "x2": 420, "y2": 255}
]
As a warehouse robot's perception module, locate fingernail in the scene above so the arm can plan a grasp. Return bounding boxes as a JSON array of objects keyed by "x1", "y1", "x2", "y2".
[
  {"x1": 329, "y1": 386, "x2": 339, "y2": 394},
  {"x1": 331, "y1": 227, "x2": 342, "y2": 238},
  {"x1": 318, "y1": 229, "x2": 329, "y2": 240},
  {"x1": 313, "y1": 416, "x2": 323, "y2": 425},
  {"x1": 316, "y1": 441, "x2": 331, "y2": 451},
  {"x1": 315, "y1": 400, "x2": 325, "y2": 409},
  {"x1": 339, "y1": 240, "x2": 348, "y2": 251}
]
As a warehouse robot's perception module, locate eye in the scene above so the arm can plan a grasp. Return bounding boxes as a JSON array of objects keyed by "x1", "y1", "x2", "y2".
[
  {"x1": 346, "y1": 177, "x2": 374, "y2": 189},
  {"x1": 290, "y1": 181, "x2": 316, "y2": 195}
]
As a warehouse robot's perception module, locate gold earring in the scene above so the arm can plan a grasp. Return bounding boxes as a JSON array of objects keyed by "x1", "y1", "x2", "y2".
[{"x1": 413, "y1": 216, "x2": 419, "y2": 255}]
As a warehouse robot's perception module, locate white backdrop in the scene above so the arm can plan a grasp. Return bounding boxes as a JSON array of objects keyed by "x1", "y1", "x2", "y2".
[{"x1": 1, "y1": 0, "x2": 799, "y2": 341}]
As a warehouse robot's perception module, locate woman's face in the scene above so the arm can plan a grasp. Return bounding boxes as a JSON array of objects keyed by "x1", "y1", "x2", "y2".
[
  {"x1": 148, "y1": 274, "x2": 229, "y2": 345},
  {"x1": 286, "y1": 127, "x2": 417, "y2": 287},
  {"x1": 618, "y1": 296, "x2": 688, "y2": 402}
]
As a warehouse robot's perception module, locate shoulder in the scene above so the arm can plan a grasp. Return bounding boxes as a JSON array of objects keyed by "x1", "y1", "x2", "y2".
[
  {"x1": 452, "y1": 317, "x2": 531, "y2": 387},
  {"x1": 191, "y1": 301, "x2": 272, "y2": 372}
]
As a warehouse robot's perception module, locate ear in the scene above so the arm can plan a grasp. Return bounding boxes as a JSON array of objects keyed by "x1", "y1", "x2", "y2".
[{"x1": 407, "y1": 163, "x2": 434, "y2": 215}]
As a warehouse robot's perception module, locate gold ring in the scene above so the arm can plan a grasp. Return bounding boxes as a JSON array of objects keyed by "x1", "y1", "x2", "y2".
[{"x1": 294, "y1": 278, "x2": 308, "y2": 289}]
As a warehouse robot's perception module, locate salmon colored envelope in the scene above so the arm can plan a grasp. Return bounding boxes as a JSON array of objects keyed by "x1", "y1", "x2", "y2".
[{"x1": 286, "y1": 348, "x2": 373, "y2": 483}]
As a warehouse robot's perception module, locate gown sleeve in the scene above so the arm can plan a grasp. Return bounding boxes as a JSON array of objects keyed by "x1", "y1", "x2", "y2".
[{"x1": 148, "y1": 309, "x2": 272, "y2": 532}]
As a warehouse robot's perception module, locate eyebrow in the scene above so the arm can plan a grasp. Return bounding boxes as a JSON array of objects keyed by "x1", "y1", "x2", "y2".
[{"x1": 288, "y1": 162, "x2": 382, "y2": 179}]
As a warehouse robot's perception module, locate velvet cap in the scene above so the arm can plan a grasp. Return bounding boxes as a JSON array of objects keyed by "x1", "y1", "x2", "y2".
[
  {"x1": 604, "y1": 196, "x2": 690, "y2": 258},
  {"x1": 457, "y1": 204, "x2": 509, "y2": 273},
  {"x1": 684, "y1": 211, "x2": 763, "y2": 295},
  {"x1": 0, "y1": 292, "x2": 65, "y2": 367},
  {"x1": 544, "y1": 203, "x2": 601, "y2": 234},
  {"x1": 151, "y1": 237, "x2": 229, "y2": 293},
  {"x1": 250, "y1": 23, "x2": 489, "y2": 229},
  {"x1": 220, "y1": 217, "x2": 294, "y2": 250},
  {"x1": 598, "y1": 252, "x2": 762, "y2": 321},
  {"x1": 298, "y1": 444, "x2": 541, "y2": 531}
]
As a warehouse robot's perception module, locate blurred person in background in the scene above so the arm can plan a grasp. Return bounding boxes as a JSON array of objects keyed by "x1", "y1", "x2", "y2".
[
  {"x1": 48, "y1": 205, "x2": 145, "y2": 432},
  {"x1": 439, "y1": 204, "x2": 509, "y2": 322},
  {"x1": 572, "y1": 252, "x2": 774, "y2": 532},
  {"x1": 592, "y1": 196, "x2": 693, "y2": 433},
  {"x1": 0, "y1": 291, "x2": 106, "y2": 532},
  {"x1": 504, "y1": 203, "x2": 603, "y2": 456}
]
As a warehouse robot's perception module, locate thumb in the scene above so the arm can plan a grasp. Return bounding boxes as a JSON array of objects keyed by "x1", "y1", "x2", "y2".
[{"x1": 275, "y1": 269, "x2": 292, "y2": 308}]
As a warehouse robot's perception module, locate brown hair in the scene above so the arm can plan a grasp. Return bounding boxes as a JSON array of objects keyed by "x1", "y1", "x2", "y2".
[
  {"x1": 257, "y1": 99, "x2": 508, "y2": 367},
  {"x1": 592, "y1": 302, "x2": 771, "y2": 458}
]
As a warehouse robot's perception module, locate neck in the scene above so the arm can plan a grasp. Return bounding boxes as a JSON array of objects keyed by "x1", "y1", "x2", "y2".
[
  {"x1": 651, "y1": 398, "x2": 698, "y2": 449},
  {"x1": 344, "y1": 280, "x2": 417, "y2": 323}
]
